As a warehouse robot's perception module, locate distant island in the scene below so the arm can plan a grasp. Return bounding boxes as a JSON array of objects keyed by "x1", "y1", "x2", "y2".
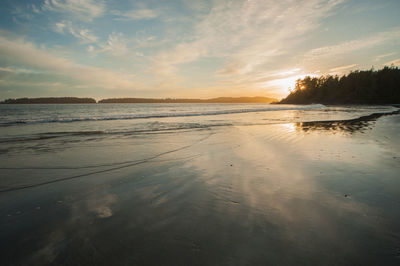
[
  {"x1": 279, "y1": 66, "x2": 400, "y2": 104},
  {"x1": 1, "y1": 97, "x2": 96, "y2": 104},
  {"x1": 98, "y1": 97, "x2": 277, "y2": 104},
  {"x1": 1, "y1": 96, "x2": 276, "y2": 104}
]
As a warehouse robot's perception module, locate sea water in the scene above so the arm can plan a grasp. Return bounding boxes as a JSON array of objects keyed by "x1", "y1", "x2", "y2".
[{"x1": 0, "y1": 103, "x2": 396, "y2": 142}]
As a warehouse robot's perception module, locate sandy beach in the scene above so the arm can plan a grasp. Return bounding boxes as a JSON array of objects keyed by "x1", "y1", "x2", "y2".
[{"x1": 0, "y1": 105, "x2": 400, "y2": 265}]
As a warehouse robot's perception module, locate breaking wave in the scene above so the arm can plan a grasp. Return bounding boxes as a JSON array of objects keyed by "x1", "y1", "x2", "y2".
[{"x1": 0, "y1": 104, "x2": 325, "y2": 126}]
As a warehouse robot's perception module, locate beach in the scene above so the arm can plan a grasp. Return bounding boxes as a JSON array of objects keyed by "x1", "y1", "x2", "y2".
[{"x1": 0, "y1": 104, "x2": 400, "y2": 265}]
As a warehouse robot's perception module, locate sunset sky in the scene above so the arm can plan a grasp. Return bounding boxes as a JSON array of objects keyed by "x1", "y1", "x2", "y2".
[{"x1": 0, "y1": 0, "x2": 399, "y2": 100}]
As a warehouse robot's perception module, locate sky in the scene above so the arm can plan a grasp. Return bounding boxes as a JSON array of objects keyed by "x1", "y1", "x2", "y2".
[{"x1": 0, "y1": 0, "x2": 399, "y2": 100}]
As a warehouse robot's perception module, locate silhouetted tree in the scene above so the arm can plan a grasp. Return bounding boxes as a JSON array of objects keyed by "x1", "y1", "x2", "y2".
[{"x1": 279, "y1": 66, "x2": 400, "y2": 104}]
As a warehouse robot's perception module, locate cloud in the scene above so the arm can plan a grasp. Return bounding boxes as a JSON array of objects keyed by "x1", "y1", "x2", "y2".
[
  {"x1": 96, "y1": 32, "x2": 129, "y2": 57},
  {"x1": 269, "y1": 68, "x2": 302, "y2": 77},
  {"x1": 329, "y1": 64, "x2": 357, "y2": 72},
  {"x1": 0, "y1": 66, "x2": 44, "y2": 74},
  {"x1": 0, "y1": 34, "x2": 138, "y2": 91},
  {"x1": 69, "y1": 28, "x2": 98, "y2": 43},
  {"x1": 149, "y1": 0, "x2": 346, "y2": 89},
  {"x1": 304, "y1": 28, "x2": 400, "y2": 61},
  {"x1": 84, "y1": 32, "x2": 135, "y2": 59},
  {"x1": 11, "y1": 6, "x2": 34, "y2": 21},
  {"x1": 0, "y1": 67, "x2": 14, "y2": 73},
  {"x1": 374, "y1": 52, "x2": 397, "y2": 62},
  {"x1": 43, "y1": 0, "x2": 105, "y2": 21},
  {"x1": 54, "y1": 23, "x2": 136, "y2": 58},
  {"x1": 31, "y1": 4, "x2": 40, "y2": 14},
  {"x1": 54, "y1": 21, "x2": 67, "y2": 33},
  {"x1": 54, "y1": 21, "x2": 98, "y2": 43},
  {"x1": 112, "y1": 8, "x2": 158, "y2": 21}
]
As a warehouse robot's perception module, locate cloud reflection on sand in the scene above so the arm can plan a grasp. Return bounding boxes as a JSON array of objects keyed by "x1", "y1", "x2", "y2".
[
  {"x1": 185, "y1": 124, "x2": 376, "y2": 227},
  {"x1": 152, "y1": 122, "x2": 399, "y2": 264}
]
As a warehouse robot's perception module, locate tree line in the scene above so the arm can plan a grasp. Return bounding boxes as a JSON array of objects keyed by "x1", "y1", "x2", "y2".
[
  {"x1": 279, "y1": 66, "x2": 400, "y2": 104},
  {"x1": 1, "y1": 97, "x2": 96, "y2": 104},
  {"x1": 0, "y1": 96, "x2": 277, "y2": 104},
  {"x1": 98, "y1": 97, "x2": 276, "y2": 103}
]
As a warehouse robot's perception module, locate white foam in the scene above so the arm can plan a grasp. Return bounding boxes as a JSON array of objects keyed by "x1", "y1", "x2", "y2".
[{"x1": 1, "y1": 104, "x2": 326, "y2": 126}]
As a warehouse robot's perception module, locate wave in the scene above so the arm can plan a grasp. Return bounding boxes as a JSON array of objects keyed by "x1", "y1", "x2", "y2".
[
  {"x1": 0, "y1": 104, "x2": 325, "y2": 126},
  {"x1": 0, "y1": 123, "x2": 232, "y2": 143}
]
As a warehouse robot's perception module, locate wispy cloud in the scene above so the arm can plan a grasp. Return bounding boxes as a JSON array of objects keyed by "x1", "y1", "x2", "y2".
[
  {"x1": 149, "y1": 0, "x2": 346, "y2": 92},
  {"x1": 0, "y1": 34, "x2": 138, "y2": 91},
  {"x1": 304, "y1": 28, "x2": 400, "y2": 61},
  {"x1": 269, "y1": 68, "x2": 302, "y2": 77},
  {"x1": 54, "y1": 22, "x2": 135, "y2": 58},
  {"x1": 374, "y1": 52, "x2": 397, "y2": 62},
  {"x1": 0, "y1": 66, "x2": 44, "y2": 74},
  {"x1": 97, "y1": 32, "x2": 129, "y2": 57},
  {"x1": 11, "y1": 6, "x2": 35, "y2": 22},
  {"x1": 0, "y1": 67, "x2": 14, "y2": 73},
  {"x1": 329, "y1": 64, "x2": 357, "y2": 72},
  {"x1": 31, "y1": 4, "x2": 40, "y2": 14},
  {"x1": 54, "y1": 21, "x2": 67, "y2": 33},
  {"x1": 54, "y1": 21, "x2": 98, "y2": 43},
  {"x1": 43, "y1": 0, "x2": 105, "y2": 21},
  {"x1": 112, "y1": 9, "x2": 159, "y2": 21}
]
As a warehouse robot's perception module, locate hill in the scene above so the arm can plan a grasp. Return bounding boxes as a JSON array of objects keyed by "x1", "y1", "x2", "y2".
[
  {"x1": 98, "y1": 96, "x2": 277, "y2": 104},
  {"x1": 1, "y1": 97, "x2": 96, "y2": 104}
]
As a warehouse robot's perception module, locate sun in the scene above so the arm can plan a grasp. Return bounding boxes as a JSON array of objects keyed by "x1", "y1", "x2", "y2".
[{"x1": 258, "y1": 73, "x2": 317, "y2": 96}]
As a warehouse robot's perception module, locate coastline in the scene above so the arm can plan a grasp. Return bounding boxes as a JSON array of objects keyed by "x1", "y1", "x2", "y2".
[{"x1": 1, "y1": 96, "x2": 277, "y2": 104}]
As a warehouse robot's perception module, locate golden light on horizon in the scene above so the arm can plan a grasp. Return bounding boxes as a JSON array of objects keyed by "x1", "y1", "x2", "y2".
[{"x1": 258, "y1": 74, "x2": 315, "y2": 96}]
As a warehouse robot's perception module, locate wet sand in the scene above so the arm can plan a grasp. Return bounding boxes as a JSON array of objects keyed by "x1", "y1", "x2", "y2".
[{"x1": 1, "y1": 112, "x2": 400, "y2": 265}]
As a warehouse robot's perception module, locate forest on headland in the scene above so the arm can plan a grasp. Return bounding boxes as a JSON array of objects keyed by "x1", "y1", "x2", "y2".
[{"x1": 279, "y1": 66, "x2": 400, "y2": 104}]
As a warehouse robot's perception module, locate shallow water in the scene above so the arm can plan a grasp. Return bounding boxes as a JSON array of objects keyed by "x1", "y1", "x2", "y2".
[{"x1": 0, "y1": 103, "x2": 399, "y2": 265}]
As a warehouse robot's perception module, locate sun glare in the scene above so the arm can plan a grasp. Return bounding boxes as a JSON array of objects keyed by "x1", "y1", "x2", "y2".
[{"x1": 258, "y1": 74, "x2": 317, "y2": 96}]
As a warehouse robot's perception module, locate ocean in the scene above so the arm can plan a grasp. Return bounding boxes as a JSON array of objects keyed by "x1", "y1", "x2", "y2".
[{"x1": 0, "y1": 103, "x2": 396, "y2": 141}]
